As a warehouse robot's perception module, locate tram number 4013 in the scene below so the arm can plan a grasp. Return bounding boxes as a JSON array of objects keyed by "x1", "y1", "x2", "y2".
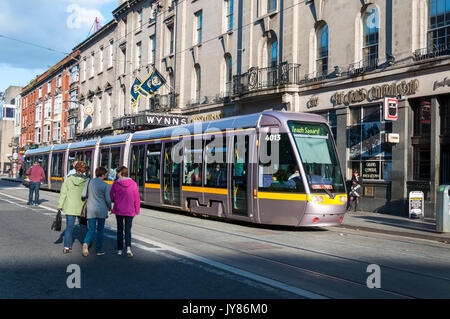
[{"x1": 264, "y1": 134, "x2": 281, "y2": 142}]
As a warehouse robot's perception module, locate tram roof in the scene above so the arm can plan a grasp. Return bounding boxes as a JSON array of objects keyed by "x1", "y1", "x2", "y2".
[
  {"x1": 25, "y1": 146, "x2": 52, "y2": 155},
  {"x1": 69, "y1": 139, "x2": 98, "y2": 150},
  {"x1": 100, "y1": 133, "x2": 130, "y2": 146},
  {"x1": 52, "y1": 143, "x2": 69, "y2": 152},
  {"x1": 131, "y1": 112, "x2": 262, "y2": 142}
]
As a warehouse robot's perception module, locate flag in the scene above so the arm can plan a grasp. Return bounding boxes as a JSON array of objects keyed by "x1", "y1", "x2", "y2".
[
  {"x1": 131, "y1": 77, "x2": 145, "y2": 108},
  {"x1": 138, "y1": 69, "x2": 166, "y2": 96}
]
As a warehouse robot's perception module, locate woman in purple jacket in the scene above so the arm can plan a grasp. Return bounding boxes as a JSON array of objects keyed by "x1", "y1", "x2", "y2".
[{"x1": 110, "y1": 166, "x2": 140, "y2": 257}]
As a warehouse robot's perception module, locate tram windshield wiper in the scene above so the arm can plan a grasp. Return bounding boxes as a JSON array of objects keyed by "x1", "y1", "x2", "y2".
[{"x1": 322, "y1": 187, "x2": 334, "y2": 199}]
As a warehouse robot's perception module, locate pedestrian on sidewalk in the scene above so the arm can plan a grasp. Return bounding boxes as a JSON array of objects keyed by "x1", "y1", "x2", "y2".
[
  {"x1": 57, "y1": 161, "x2": 88, "y2": 254},
  {"x1": 81, "y1": 167, "x2": 112, "y2": 257},
  {"x1": 348, "y1": 169, "x2": 363, "y2": 211},
  {"x1": 26, "y1": 160, "x2": 45, "y2": 206},
  {"x1": 110, "y1": 166, "x2": 140, "y2": 258}
]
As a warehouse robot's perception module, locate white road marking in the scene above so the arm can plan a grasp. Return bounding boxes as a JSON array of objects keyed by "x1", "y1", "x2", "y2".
[{"x1": 0, "y1": 190, "x2": 327, "y2": 299}]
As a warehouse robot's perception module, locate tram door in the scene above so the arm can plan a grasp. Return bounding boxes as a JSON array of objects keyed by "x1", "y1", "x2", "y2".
[
  {"x1": 232, "y1": 135, "x2": 249, "y2": 216},
  {"x1": 163, "y1": 142, "x2": 181, "y2": 206},
  {"x1": 130, "y1": 145, "x2": 146, "y2": 200}
]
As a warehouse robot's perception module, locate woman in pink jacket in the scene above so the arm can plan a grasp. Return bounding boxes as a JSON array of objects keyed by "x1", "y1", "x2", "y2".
[{"x1": 110, "y1": 166, "x2": 140, "y2": 257}]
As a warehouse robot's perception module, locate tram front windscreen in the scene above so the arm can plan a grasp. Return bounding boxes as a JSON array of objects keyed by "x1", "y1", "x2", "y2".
[{"x1": 288, "y1": 121, "x2": 345, "y2": 194}]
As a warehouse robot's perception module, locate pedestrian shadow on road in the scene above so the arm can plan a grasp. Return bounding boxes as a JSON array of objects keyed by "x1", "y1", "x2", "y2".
[{"x1": 54, "y1": 224, "x2": 88, "y2": 247}]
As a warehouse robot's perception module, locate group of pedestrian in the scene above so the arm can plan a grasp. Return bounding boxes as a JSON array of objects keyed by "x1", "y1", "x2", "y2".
[{"x1": 56, "y1": 162, "x2": 140, "y2": 257}]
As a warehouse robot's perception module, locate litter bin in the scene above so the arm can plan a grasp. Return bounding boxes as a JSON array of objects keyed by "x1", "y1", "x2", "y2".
[
  {"x1": 409, "y1": 191, "x2": 424, "y2": 219},
  {"x1": 436, "y1": 185, "x2": 450, "y2": 233}
]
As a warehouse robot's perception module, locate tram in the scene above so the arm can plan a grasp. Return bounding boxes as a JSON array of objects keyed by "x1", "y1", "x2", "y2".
[{"x1": 23, "y1": 111, "x2": 347, "y2": 227}]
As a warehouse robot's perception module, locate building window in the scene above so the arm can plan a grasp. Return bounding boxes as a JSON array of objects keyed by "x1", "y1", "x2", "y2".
[
  {"x1": 97, "y1": 96, "x2": 102, "y2": 126},
  {"x1": 71, "y1": 65, "x2": 79, "y2": 83},
  {"x1": 194, "y1": 64, "x2": 201, "y2": 104},
  {"x1": 149, "y1": 35, "x2": 156, "y2": 64},
  {"x1": 428, "y1": 0, "x2": 450, "y2": 51},
  {"x1": 35, "y1": 127, "x2": 41, "y2": 144},
  {"x1": 44, "y1": 100, "x2": 51, "y2": 119},
  {"x1": 347, "y1": 104, "x2": 392, "y2": 181},
  {"x1": 82, "y1": 58, "x2": 87, "y2": 82},
  {"x1": 316, "y1": 22, "x2": 329, "y2": 76},
  {"x1": 136, "y1": 42, "x2": 142, "y2": 68},
  {"x1": 109, "y1": 41, "x2": 114, "y2": 68},
  {"x1": 38, "y1": 87, "x2": 42, "y2": 98},
  {"x1": 99, "y1": 47, "x2": 104, "y2": 73},
  {"x1": 225, "y1": 0, "x2": 233, "y2": 31},
  {"x1": 44, "y1": 124, "x2": 51, "y2": 142},
  {"x1": 90, "y1": 53, "x2": 95, "y2": 78},
  {"x1": 225, "y1": 54, "x2": 232, "y2": 96},
  {"x1": 137, "y1": 9, "x2": 143, "y2": 29},
  {"x1": 166, "y1": 24, "x2": 174, "y2": 55},
  {"x1": 57, "y1": 74, "x2": 62, "y2": 88},
  {"x1": 47, "y1": 82, "x2": 51, "y2": 93},
  {"x1": 315, "y1": 110, "x2": 337, "y2": 142},
  {"x1": 70, "y1": 90, "x2": 78, "y2": 109},
  {"x1": 106, "y1": 93, "x2": 111, "y2": 124},
  {"x1": 363, "y1": 6, "x2": 379, "y2": 68},
  {"x1": 53, "y1": 122, "x2": 61, "y2": 142},
  {"x1": 194, "y1": 11, "x2": 203, "y2": 45},
  {"x1": 267, "y1": 0, "x2": 277, "y2": 13},
  {"x1": 121, "y1": 47, "x2": 126, "y2": 74},
  {"x1": 54, "y1": 95, "x2": 62, "y2": 115}
]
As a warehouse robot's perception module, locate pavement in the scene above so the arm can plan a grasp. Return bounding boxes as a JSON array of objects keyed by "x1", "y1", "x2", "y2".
[{"x1": 2, "y1": 176, "x2": 449, "y2": 243}]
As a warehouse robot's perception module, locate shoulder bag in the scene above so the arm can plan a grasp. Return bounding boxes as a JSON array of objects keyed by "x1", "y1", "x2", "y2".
[
  {"x1": 80, "y1": 179, "x2": 91, "y2": 221},
  {"x1": 51, "y1": 209, "x2": 62, "y2": 231}
]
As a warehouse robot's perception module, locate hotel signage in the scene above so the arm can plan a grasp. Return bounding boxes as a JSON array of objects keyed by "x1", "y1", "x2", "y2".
[
  {"x1": 113, "y1": 113, "x2": 189, "y2": 130},
  {"x1": 332, "y1": 79, "x2": 419, "y2": 106}
]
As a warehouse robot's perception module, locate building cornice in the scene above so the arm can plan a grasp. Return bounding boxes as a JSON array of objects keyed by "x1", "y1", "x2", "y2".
[{"x1": 72, "y1": 20, "x2": 118, "y2": 52}]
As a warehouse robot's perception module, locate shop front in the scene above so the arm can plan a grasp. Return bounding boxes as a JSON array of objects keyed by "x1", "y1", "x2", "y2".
[{"x1": 299, "y1": 70, "x2": 450, "y2": 218}]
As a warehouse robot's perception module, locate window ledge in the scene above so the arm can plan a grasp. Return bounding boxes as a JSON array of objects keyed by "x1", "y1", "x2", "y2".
[{"x1": 256, "y1": 9, "x2": 279, "y2": 22}]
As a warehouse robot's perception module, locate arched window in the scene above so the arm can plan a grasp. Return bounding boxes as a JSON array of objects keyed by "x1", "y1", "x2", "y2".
[
  {"x1": 269, "y1": 40, "x2": 278, "y2": 67},
  {"x1": 363, "y1": 6, "x2": 379, "y2": 68},
  {"x1": 316, "y1": 23, "x2": 328, "y2": 75},
  {"x1": 194, "y1": 64, "x2": 201, "y2": 104},
  {"x1": 428, "y1": 0, "x2": 450, "y2": 52}
]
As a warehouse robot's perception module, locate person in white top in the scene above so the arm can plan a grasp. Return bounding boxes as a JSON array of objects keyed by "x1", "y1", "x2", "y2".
[{"x1": 66, "y1": 160, "x2": 78, "y2": 178}]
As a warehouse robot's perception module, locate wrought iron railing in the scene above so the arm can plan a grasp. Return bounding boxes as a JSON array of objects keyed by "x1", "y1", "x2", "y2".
[
  {"x1": 414, "y1": 43, "x2": 450, "y2": 61},
  {"x1": 347, "y1": 58, "x2": 378, "y2": 76},
  {"x1": 233, "y1": 62, "x2": 302, "y2": 95}
]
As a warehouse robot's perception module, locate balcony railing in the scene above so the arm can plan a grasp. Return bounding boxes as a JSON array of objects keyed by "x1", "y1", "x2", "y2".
[
  {"x1": 414, "y1": 43, "x2": 450, "y2": 61},
  {"x1": 233, "y1": 62, "x2": 302, "y2": 95},
  {"x1": 347, "y1": 58, "x2": 378, "y2": 76}
]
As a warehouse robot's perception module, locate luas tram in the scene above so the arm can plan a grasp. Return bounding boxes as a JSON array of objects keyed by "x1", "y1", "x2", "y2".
[{"x1": 23, "y1": 111, "x2": 347, "y2": 227}]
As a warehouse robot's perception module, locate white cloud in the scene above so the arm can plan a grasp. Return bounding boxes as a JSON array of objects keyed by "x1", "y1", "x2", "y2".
[{"x1": 66, "y1": 4, "x2": 106, "y2": 30}]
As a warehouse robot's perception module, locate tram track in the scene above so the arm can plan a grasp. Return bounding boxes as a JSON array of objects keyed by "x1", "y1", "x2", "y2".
[
  {"x1": 2, "y1": 187, "x2": 449, "y2": 298},
  {"x1": 130, "y1": 213, "x2": 448, "y2": 299},
  {"x1": 138, "y1": 211, "x2": 450, "y2": 282}
]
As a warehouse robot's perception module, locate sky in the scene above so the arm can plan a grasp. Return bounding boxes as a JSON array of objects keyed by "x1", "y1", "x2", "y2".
[{"x1": 0, "y1": 0, "x2": 118, "y2": 93}]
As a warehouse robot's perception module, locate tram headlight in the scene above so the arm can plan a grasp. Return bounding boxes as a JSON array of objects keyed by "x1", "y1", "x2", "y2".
[
  {"x1": 339, "y1": 195, "x2": 347, "y2": 203},
  {"x1": 310, "y1": 195, "x2": 324, "y2": 203}
]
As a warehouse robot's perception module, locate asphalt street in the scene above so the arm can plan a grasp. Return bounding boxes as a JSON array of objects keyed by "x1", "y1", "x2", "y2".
[{"x1": 1, "y1": 180, "x2": 450, "y2": 299}]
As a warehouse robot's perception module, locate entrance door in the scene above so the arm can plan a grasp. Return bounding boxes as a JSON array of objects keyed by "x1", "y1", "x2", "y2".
[
  {"x1": 130, "y1": 145, "x2": 146, "y2": 200},
  {"x1": 163, "y1": 142, "x2": 181, "y2": 206},
  {"x1": 232, "y1": 135, "x2": 249, "y2": 215}
]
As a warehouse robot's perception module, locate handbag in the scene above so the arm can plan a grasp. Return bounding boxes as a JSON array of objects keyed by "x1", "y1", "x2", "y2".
[
  {"x1": 51, "y1": 210, "x2": 62, "y2": 231},
  {"x1": 80, "y1": 179, "x2": 91, "y2": 219},
  {"x1": 22, "y1": 178, "x2": 30, "y2": 188}
]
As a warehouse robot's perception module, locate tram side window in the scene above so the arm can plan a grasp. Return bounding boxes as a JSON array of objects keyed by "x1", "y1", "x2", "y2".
[
  {"x1": 85, "y1": 151, "x2": 92, "y2": 177},
  {"x1": 110, "y1": 148, "x2": 121, "y2": 181},
  {"x1": 51, "y1": 153, "x2": 63, "y2": 177},
  {"x1": 68, "y1": 152, "x2": 76, "y2": 172},
  {"x1": 183, "y1": 139, "x2": 203, "y2": 186},
  {"x1": 100, "y1": 149, "x2": 109, "y2": 170},
  {"x1": 258, "y1": 133, "x2": 304, "y2": 193},
  {"x1": 205, "y1": 137, "x2": 227, "y2": 188},
  {"x1": 146, "y1": 144, "x2": 161, "y2": 184}
]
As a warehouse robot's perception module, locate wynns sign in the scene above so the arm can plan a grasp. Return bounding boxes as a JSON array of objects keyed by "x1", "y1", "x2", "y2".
[{"x1": 114, "y1": 113, "x2": 189, "y2": 130}]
